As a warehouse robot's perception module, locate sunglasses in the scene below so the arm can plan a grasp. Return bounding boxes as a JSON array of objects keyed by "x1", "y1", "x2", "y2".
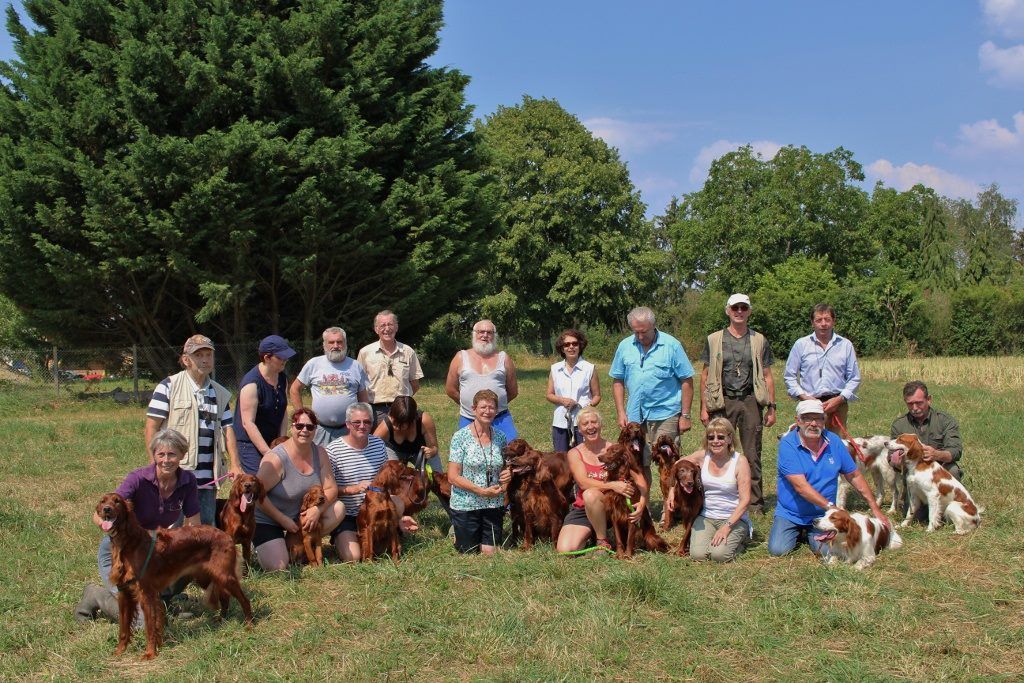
[
  {"x1": 707, "y1": 434, "x2": 728, "y2": 442},
  {"x1": 348, "y1": 419, "x2": 373, "y2": 427},
  {"x1": 730, "y1": 304, "x2": 750, "y2": 312},
  {"x1": 293, "y1": 423, "x2": 316, "y2": 432},
  {"x1": 563, "y1": 341, "x2": 580, "y2": 348}
]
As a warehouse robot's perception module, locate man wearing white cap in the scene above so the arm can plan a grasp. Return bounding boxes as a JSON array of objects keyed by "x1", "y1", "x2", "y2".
[
  {"x1": 698, "y1": 293, "x2": 777, "y2": 514},
  {"x1": 768, "y1": 399, "x2": 889, "y2": 557}
]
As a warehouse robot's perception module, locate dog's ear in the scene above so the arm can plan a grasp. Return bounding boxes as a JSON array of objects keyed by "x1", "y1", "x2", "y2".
[
  {"x1": 694, "y1": 466, "x2": 704, "y2": 495},
  {"x1": 844, "y1": 515, "x2": 862, "y2": 550}
]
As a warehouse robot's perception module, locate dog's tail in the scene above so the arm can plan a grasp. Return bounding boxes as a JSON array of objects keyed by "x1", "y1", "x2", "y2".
[{"x1": 643, "y1": 526, "x2": 669, "y2": 553}]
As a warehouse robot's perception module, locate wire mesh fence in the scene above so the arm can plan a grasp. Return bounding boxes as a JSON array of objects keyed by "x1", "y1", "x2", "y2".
[{"x1": 0, "y1": 340, "x2": 335, "y2": 402}]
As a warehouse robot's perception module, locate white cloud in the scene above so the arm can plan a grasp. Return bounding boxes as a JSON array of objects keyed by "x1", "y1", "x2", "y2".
[
  {"x1": 688, "y1": 139, "x2": 783, "y2": 184},
  {"x1": 981, "y1": 0, "x2": 1024, "y2": 39},
  {"x1": 956, "y1": 111, "x2": 1024, "y2": 156},
  {"x1": 581, "y1": 117, "x2": 677, "y2": 154},
  {"x1": 979, "y1": 40, "x2": 1024, "y2": 87},
  {"x1": 867, "y1": 159, "x2": 982, "y2": 199}
]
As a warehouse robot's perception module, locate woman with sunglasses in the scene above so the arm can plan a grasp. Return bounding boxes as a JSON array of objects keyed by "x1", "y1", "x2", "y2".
[
  {"x1": 253, "y1": 408, "x2": 344, "y2": 571},
  {"x1": 668, "y1": 417, "x2": 751, "y2": 562},
  {"x1": 545, "y1": 329, "x2": 600, "y2": 452}
]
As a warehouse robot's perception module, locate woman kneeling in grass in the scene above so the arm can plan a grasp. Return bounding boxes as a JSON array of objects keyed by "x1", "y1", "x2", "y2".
[{"x1": 555, "y1": 407, "x2": 647, "y2": 555}]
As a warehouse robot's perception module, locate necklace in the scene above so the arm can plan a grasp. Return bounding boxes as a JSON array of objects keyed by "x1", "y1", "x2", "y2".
[{"x1": 472, "y1": 422, "x2": 498, "y2": 486}]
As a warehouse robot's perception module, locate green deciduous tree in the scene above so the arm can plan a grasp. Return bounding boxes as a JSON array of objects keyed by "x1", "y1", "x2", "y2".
[
  {"x1": 664, "y1": 145, "x2": 870, "y2": 293},
  {"x1": 0, "y1": 0, "x2": 489, "y2": 370},
  {"x1": 474, "y1": 96, "x2": 662, "y2": 344}
]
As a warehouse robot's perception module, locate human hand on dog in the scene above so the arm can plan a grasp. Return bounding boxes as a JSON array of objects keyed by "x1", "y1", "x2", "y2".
[
  {"x1": 300, "y1": 505, "x2": 321, "y2": 532},
  {"x1": 282, "y1": 517, "x2": 300, "y2": 534},
  {"x1": 920, "y1": 445, "x2": 947, "y2": 463},
  {"x1": 627, "y1": 498, "x2": 646, "y2": 524},
  {"x1": 498, "y1": 469, "x2": 512, "y2": 487},
  {"x1": 399, "y1": 515, "x2": 419, "y2": 533},
  {"x1": 608, "y1": 481, "x2": 634, "y2": 498}
]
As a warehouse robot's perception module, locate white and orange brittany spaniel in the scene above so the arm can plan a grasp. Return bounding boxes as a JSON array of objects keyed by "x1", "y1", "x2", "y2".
[
  {"x1": 814, "y1": 508, "x2": 903, "y2": 569},
  {"x1": 886, "y1": 433, "x2": 982, "y2": 534}
]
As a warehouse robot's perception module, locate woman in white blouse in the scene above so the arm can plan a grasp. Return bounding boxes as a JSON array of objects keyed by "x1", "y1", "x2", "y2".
[{"x1": 545, "y1": 329, "x2": 601, "y2": 452}]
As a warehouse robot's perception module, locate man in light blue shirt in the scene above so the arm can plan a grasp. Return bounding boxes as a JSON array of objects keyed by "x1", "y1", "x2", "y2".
[
  {"x1": 783, "y1": 303, "x2": 860, "y2": 430},
  {"x1": 610, "y1": 306, "x2": 694, "y2": 485}
]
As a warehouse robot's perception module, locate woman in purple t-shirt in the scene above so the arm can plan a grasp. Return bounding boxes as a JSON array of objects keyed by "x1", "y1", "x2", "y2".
[{"x1": 74, "y1": 429, "x2": 200, "y2": 624}]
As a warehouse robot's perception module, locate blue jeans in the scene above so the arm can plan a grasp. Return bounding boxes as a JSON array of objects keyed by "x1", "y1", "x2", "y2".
[
  {"x1": 767, "y1": 514, "x2": 833, "y2": 558},
  {"x1": 458, "y1": 410, "x2": 518, "y2": 442},
  {"x1": 197, "y1": 487, "x2": 217, "y2": 526},
  {"x1": 551, "y1": 426, "x2": 583, "y2": 453}
]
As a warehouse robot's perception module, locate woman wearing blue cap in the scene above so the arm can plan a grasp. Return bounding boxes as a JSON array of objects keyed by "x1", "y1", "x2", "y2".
[{"x1": 234, "y1": 335, "x2": 297, "y2": 473}]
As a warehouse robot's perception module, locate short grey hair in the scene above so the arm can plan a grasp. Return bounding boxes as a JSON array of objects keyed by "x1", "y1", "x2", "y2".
[
  {"x1": 627, "y1": 306, "x2": 655, "y2": 327},
  {"x1": 346, "y1": 402, "x2": 373, "y2": 422},
  {"x1": 149, "y1": 428, "x2": 189, "y2": 456},
  {"x1": 374, "y1": 310, "x2": 398, "y2": 326},
  {"x1": 322, "y1": 326, "x2": 346, "y2": 341}
]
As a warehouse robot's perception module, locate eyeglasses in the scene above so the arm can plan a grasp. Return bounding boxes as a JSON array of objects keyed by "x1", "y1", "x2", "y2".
[
  {"x1": 376, "y1": 323, "x2": 397, "y2": 330},
  {"x1": 800, "y1": 415, "x2": 826, "y2": 424},
  {"x1": 730, "y1": 304, "x2": 750, "y2": 312},
  {"x1": 293, "y1": 423, "x2": 316, "y2": 432},
  {"x1": 707, "y1": 434, "x2": 728, "y2": 442},
  {"x1": 348, "y1": 419, "x2": 373, "y2": 427},
  {"x1": 563, "y1": 341, "x2": 580, "y2": 348}
]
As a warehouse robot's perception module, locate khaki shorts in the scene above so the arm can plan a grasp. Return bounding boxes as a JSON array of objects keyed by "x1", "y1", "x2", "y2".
[{"x1": 641, "y1": 415, "x2": 680, "y2": 467}]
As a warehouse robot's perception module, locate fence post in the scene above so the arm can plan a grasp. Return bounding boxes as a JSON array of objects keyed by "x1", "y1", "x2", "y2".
[
  {"x1": 132, "y1": 344, "x2": 139, "y2": 403},
  {"x1": 53, "y1": 344, "x2": 59, "y2": 399}
]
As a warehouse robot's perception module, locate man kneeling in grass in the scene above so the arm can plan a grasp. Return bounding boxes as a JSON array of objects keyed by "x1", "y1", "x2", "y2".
[{"x1": 768, "y1": 400, "x2": 890, "y2": 557}]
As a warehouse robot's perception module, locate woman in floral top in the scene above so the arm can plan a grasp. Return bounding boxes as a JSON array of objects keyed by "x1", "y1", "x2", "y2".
[{"x1": 448, "y1": 389, "x2": 511, "y2": 554}]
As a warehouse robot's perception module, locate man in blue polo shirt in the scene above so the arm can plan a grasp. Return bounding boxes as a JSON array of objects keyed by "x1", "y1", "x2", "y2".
[
  {"x1": 609, "y1": 306, "x2": 694, "y2": 486},
  {"x1": 768, "y1": 399, "x2": 890, "y2": 557}
]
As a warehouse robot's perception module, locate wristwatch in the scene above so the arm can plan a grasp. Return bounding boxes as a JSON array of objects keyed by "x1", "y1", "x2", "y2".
[{"x1": 681, "y1": 413, "x2": 691, "y2": 419}]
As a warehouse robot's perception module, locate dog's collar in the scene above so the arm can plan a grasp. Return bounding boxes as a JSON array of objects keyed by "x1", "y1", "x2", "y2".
[
  {"x1": 117, "y1": 531, "x2": 157, "y2": 589},
  {"x1": 366, "y1": 486, "x2": 384, "y2": 494}
]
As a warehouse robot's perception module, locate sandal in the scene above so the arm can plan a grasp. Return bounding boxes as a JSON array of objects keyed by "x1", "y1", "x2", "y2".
[{"x1": 592, "y1": 539, "x2": 612, "y2": 555}]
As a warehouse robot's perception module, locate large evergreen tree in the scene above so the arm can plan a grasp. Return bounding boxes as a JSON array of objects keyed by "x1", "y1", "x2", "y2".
[
  {"x1": 474, "y1": 96, "x2": 661, "y2": 343},
  {"x1": 0, "y1": 0, "x2": 489, "y2": 369},
  {"x1": 920, "y1": 197, "x2": 955, "y2": 292}
]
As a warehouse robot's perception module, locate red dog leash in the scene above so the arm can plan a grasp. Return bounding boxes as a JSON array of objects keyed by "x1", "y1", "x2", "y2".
[
  {"x1": 197, "y1": 472, "x2": 235, "y2": 490},
  {"x1": 831, "y1": 415, "x2": 868, "y2": 464}
]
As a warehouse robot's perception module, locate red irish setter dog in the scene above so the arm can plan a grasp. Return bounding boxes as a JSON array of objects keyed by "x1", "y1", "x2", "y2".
[
  {"x1": 668, "y1": 459, "x2": 704, "y2": 556},
  {"x1": 357, "y1": 461, "x2": 413, "y2": 563},
  {"x1": 217, "y1": 473, "x2": 265, "y2": 570},
  {"x1": 96, "y1": 493, "x2": 252, "y2": 660},
  {"x1": 285, "y1": 485, "x2": 326, "y2": 566},
  {"x1": 651, "y1": 435, "x2": 681, "y2": 531},
  {"x1": 504, "y1": 446, "x2": 569, "y2": 549},
  {"x1": 599, "y1": 444, "x2": 668, "y2": 558},
  {"x1": 618, "y1": 422, "x2": 646, "y2": 473},
  {"x1": 395, "y1": 462, "x2": 430, "y2": 516}
]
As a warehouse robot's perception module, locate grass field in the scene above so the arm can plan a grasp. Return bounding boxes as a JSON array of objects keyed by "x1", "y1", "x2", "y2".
[{"x1": 1, "y1": 355, "x2": 1023, "y2": 681}]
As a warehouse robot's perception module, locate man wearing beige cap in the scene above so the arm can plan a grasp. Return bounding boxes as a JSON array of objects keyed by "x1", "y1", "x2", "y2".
[
  {"x1": 698, "y1": 293, "x2": 777, "y2": 514},
  {"x1": 768, "y1": 399, "x2": 888, "y2": 557},
  {"x1": 145, "y1": 335, "x2": 242, "y2": 525}
]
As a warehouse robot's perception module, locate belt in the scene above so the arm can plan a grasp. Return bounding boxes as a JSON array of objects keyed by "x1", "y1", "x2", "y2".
[
  {"x1": 816, "y1": 392, "x2": 840, "y2": 401},
  {"x1": 724, "y1": 389, "x2": 753, "y2": 399}
]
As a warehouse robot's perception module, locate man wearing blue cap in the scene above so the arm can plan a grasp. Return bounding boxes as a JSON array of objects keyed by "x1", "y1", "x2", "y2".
[{"x1": 234, "y1": 334, "x2": 297, "y2": 473}]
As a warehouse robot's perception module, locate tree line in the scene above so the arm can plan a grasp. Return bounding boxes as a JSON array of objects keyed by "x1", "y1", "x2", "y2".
[{"x1": 1, "y1": 1, "x2": 1021, "y2": 375}]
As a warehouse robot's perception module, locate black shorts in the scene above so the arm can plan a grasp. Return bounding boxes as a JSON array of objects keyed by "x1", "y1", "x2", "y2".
[
  {"x1": 253, "y1": 523, "x2": 285, "y2": 547},
  {"x1": 329, "y1": 516, "x2": 359, "y2": 543},
  {"x1": 562, "y1": 505, "x2": 594, "y2": 533},
  {"x1": 450, "y1": 507, "x2": 505, "y2": 554}
]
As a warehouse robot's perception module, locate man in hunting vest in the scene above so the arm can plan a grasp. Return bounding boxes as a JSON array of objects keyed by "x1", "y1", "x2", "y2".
[{"x1": 699, "y1": 294, "x2": 777, "y2": 514}]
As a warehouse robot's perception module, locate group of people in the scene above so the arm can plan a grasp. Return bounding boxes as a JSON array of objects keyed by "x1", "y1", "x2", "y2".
[{"x1": 76, "y1": 298, "x2": 969, "y2": 622}]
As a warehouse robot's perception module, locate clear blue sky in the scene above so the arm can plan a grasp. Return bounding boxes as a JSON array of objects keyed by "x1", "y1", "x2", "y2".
[{"x1": 4, "y1": 1, "x2": 1023, "y2": 221}]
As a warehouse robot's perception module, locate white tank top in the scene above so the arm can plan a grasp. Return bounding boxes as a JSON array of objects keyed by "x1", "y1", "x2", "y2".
[{"x1": 701, "y1": 451, "x2": 743, "y2": 520}]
